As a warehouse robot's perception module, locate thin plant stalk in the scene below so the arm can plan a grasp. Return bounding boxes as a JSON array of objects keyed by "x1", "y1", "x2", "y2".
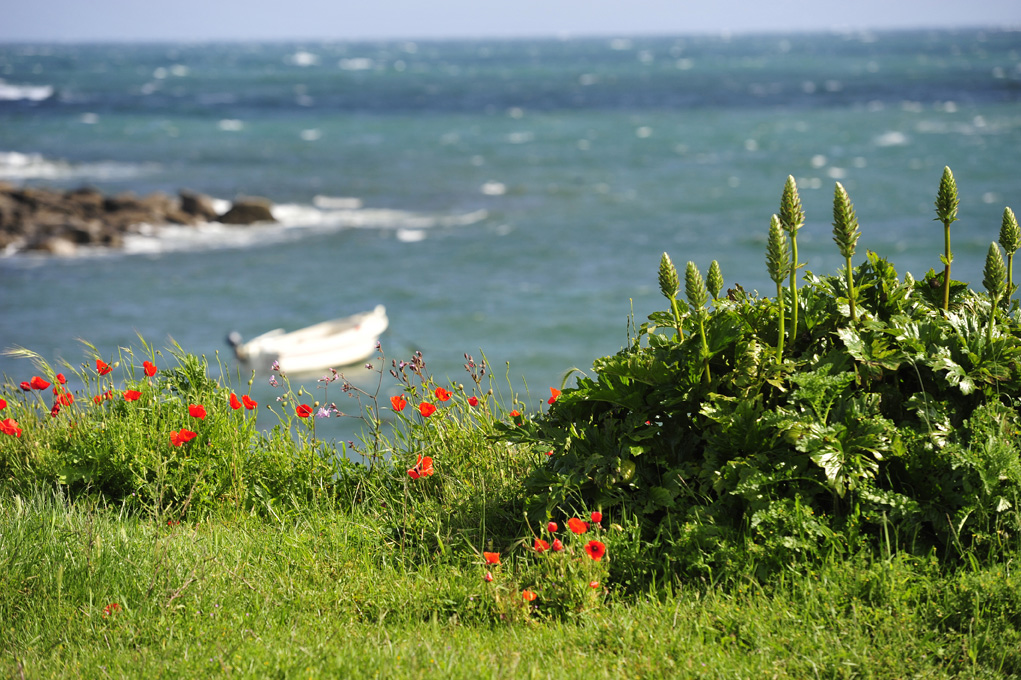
[
  {"x1": 779, "y1": 176, "x2": 805, "y2": 338},
  {"x1": 658, "y1": 252, "x2": 684, "y2": 340},
  {"x1": 934, "y1": 166, "x2": 959, "y2": 311},
  {"x1": 832, "y1": 183, "x2": 861, "y2": 324},
  {"x1": 685, "y1": 261, "x2": 711, "y2": 382},
  {"x1": 998, "y1": 206, "x2": 1019, "y2": 300},
  {"x1": 983, "y1": 241, "x2": 1007, "y2": 344},
  {"x1": 766, "y1": 214, "x2": 792, "y2": 362}
]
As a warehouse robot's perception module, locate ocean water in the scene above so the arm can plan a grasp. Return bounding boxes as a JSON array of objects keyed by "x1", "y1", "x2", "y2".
[{"x1": 1, "y1": 29, "x2": 1019, "y2": 441}]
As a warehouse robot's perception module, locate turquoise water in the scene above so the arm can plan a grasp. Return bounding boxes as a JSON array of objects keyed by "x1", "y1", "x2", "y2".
[{"x1": 1, "y1": 29, "x2": 1019, "y2": 440}]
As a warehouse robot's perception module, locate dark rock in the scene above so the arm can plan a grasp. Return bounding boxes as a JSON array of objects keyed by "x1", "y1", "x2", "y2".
[
  {"x1": 179, "y1": 190, "x2": 219, "y2": 221},
  {"x1": 218, "y1": 197, "x2": 276, "y2": 224}
]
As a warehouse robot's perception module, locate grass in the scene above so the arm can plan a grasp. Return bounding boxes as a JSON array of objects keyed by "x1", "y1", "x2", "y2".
[{"x1": 4, "y1": 486, "x2": 1021, "y2": 679}]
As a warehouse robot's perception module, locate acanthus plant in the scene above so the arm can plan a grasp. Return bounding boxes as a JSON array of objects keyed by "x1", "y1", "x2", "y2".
[{"x1": 500, "y1": 167, "x2": 1021, "y2": 578}]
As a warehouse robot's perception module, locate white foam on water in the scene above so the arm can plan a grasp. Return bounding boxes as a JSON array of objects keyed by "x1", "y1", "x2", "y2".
[
  {"x1": 874, "y1": 131, "x2": 909, "y2": 147},
  {"x1": 338, "y1": 58, "x2": 374, "y2": 71},
  {"x1": 313, "y1": 195, "x2": 363, "y2": 210},
  {"x1": 0, "y1": 79, "x2": 54, "y2": 101},
  {"x1": 287, "y1": 51, "x2": 320, "y2": 67},
  {"x1": 396, "y1": 229, "x2": 426, "y2": 242},
  {"x1": 0, "y1": 151, "x2": 157, "y2": 181},
  {"x1": 110, "y1": 205, "x2": 488, "y2": 257}
]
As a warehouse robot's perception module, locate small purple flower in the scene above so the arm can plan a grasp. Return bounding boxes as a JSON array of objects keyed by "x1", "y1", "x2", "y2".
[
  {"x1": 315, "y1": 407, "x2": 331, "y2": 419},
  {"x1": 365, "y1": 363, "x2": 373, "y2": 370},
  {"x1": 269, "y1": 375, "x2": 279, "y2": 387},
  {"x1": 271, "y1": 360, "x2": 280, "y2": 372}
]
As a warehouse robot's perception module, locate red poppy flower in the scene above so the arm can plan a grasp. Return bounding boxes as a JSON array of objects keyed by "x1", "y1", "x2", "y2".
[
  {"x1": 229, "y1": 393, "x2": 242, "y2": 410},
  {"x1": 567, "y1": 518, "x2": 589, "y2": 534},
  {"x1": 0, "y1": 398, "x2": 6, "y2": 410},
  {"x1": 467, "y1": 396, "x2": 479, "y2": 407},
  {"x1": 96, "y1": 359, "x2": 112, "y2": 376},
  {"x1": 170, "y1": 428, "x2": 197, "y2": 447},
  {"x1": 407, "y1": 455, "x2": 434, "y2": 479},
  {"x1": 57, "y1": 393, "x2": 74, "y2": 407},
  {"x1": 551, "y1": 538, "x2": 564, "y2": 552},
  {"x1": 242, "y1": 395, "x2": 257, "y2": 410},
  {"x1": 19, "y1": 381, "x2": 31, "y2": 391},
  {"x1": 434, "y1": 387, "x2": 451, "y2": 402},
  {"x1": 50, "y1": 403, "x2": 60, "y2": 418},
  {"x1": 56, "y1": 373, "x2": 67, "y2": 385},
  {"x1": 390, "y1": 395, "x2": 407, "y2": 412},
  {"x1": 93, "y1": 390, "x2": 113, "y2": 404},
  {"x1": 102, "y1": 602, "x2": 122, "y2": 618},
  {"x1": 590, "y1": 511, "x2": 602, "y2": 524},
  {"x1": 0, "y1": 418, "x2": 22, "y2": 437},
  {"x1": 30, "y1": 376, "x2": 50, "y2": 390},
  {"x1": 484, "y1": 571, "x2": 494, "y2": 583},
  {"x1": 418, "y1": 402, "x2": 436, "y2": 417},
  {"x1": 522, "y1": 590, "x2": 537, "y2": 602},
  {"x1": 189, "y1": 404, "x2": 207, "y2": 419},
  {"x1": 547, "y1": 521, "x2": 558, "y2": 533},
  {"x1": 584, "y1": 540, "x2": 606, "y2": 562},
  {"x1": 534, "y1": 538, "x2": 550, "y2": 553},
  {"x1": 143, "y1": 361, "x2": 157, "y2": 377},
  {"x1": 483, "y1": 552, "x2": 500, "y2": 565},
  {"x1": 124, "y1": 390, "x2": 142, "y2": 402},
  {"x1": 589, "y1": 581, "x2": 600, "y2": 589},
  {"x1": 509, "y1": 409, "x2": 520, "y2": 418},
  {"x1": 296, "y1": 404, "x2": 313, "y2": 418},
  {"x1": 548, "y1": 387, "x2": 561, "y2": 404}
]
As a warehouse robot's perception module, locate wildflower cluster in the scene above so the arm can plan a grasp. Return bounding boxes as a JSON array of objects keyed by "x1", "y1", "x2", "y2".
[
  {"x1": 0, "y1": 344, "x2": 338, "y2": 517},
  {"x1": 482, "y1": 510, "x2": 608, "y2": 619}
]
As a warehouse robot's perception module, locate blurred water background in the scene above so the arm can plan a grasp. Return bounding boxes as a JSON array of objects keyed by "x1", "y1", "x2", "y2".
[{"x1": 1, "y1": 29, "x2": 1019, "y2": 441}]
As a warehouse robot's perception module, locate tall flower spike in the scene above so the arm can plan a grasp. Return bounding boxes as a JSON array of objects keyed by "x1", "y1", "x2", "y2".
[
  {"x1": 934, "y1": 166, "x2": 959, "y2": 226},
  {"x1": 832, "y1": 182, "x2": 861, "y2": 324},
  {"x1": 766, "y1": 214, "x2": 791, "y2": 285},
  {"x1": 707, "y1": 260, "x2": 723, "y2": 301},
  {"x1": 983, "y1": 242, "x2": 1006, "y2": 300},
  {"x1": 983, "y1": 241, "x2": 1007, "y2": 343},
  {"x1": 766, "y1": 214, "x2": 790, "y2": 362},
  {"x1": 685, "y1": 261, "x2": 711, "y2": 382},
  {"x1": 934, "y1": 166, "x2": 958, "y2": 311},
  {"x1": 779, "y1": 175, "x2": 805, "y2": 335},
  {"x1": 658, "y1": 252, "x2": 679, "y2": 300},
  {"x1": 659, "y1": 252, "x2": 684, "y2": 340},
  {"x1": 684, "y1": 261, "x2": 708, "y2": 311},
  {"x1": 999, "y1": 207, "x2": 1019, "y2": 297}
]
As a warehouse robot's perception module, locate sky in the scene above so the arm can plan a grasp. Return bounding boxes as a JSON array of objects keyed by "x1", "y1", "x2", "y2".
[{"x1": 1, "y1": 0, "x2": 1020, "y2": 43}]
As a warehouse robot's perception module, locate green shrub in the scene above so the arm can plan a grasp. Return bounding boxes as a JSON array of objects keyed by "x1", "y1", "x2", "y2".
[{"x1": 501, "y1": 168, "x2": 1021, "y2": 580}]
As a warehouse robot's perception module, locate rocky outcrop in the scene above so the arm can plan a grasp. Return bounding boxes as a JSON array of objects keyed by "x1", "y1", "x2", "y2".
[
  {"x1": 0, "y1": 183, "x2": 276, "y2": 255},
  {"x1": 217, "y1": 196, "x2": 276, "y2": 225}
]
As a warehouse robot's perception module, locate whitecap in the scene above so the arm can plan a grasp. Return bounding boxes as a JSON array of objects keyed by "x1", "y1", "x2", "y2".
[
  {"x1": 300, "y1": 128, "x2": 322, "y2": 141},
  {"x1": 874, "y1": 131, "x2": 909, "y2": 147},
  {"x1": 396, "y1": 229, "x2": 426, "y2": 243},
  {"x1": 287, "y1": 51, "x2": 320, "y2": 67},
  {"x1": 339, "y1": 58, "x2": 374, "y2": 71},
  {"x1": 218, "y1": 119, "x2": 244, "y2": 131},
  {"x1": 481, "y1": 182, "x2": 506, "y2": 196},
  {"x1": 0, "y1": 151, "x2": 156, "y2": 181},
  {"x1": 313, "y1": 195, "x2": 363, "y2": 210},
  {"x1": 0, "y1": 79, "x2": 54, "y2": 102},
  {"x1": 506, "y1": 131, "x2": 533, "y2": 144}
]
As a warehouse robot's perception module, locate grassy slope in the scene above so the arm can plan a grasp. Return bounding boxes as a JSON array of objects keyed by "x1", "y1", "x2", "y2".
[{"x1": 4, "y1": 489, "x2": 1021, "y2": 679}]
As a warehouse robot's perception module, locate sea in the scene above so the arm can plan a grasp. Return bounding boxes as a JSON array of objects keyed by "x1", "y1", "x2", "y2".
[{"x1": 1, "y1": 28, "x2": 1019, "y2": 443}]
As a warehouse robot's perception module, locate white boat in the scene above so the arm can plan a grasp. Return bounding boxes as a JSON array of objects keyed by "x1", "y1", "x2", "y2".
[{"x1": 227, "y1": 304, "x2": 388, "y2": 373}]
